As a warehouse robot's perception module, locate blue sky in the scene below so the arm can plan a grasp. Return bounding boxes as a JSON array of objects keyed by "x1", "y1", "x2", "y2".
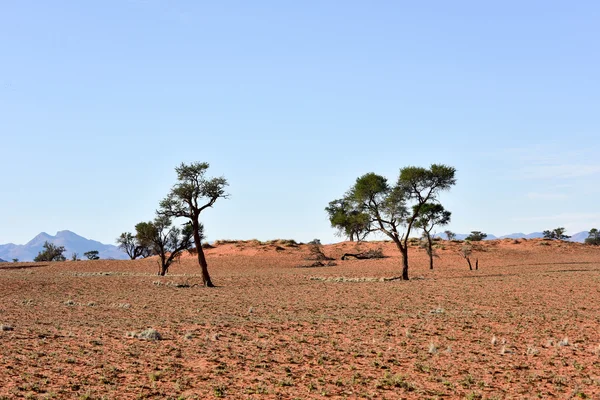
[{"x1": 1, "y1": 1, "x2": 599, "y2": 245}]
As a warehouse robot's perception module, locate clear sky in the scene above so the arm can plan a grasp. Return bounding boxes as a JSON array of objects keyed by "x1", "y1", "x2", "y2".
[{"x1": 1, "y1": 1, "x2": 599, "y2": 245}]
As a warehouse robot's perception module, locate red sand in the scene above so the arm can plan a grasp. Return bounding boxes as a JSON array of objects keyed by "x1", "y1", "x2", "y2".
[{"x1": 1, "y1": 238, "x2": 600, "y2": 399}]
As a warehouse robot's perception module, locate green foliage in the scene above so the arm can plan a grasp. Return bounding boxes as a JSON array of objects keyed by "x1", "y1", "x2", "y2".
[
  {"x1": 330, "y1": 164, "x2": 456, "y2": 280},
  {"x1": 465, "y1": 231, "x2": 487, "y2": 241},
  {"x1": 585, "y1": 228, "x2": 600, "y2": 245},
  {"x1": 84, "y1": 250, "x2": 100, "y2": 260},
  {"x1": 159, "y1": 162, "x2": 229, "y2": 220},
  {"x1": 116, "y1": 232, "x2": 152, "y2": 260},
  {"x1": 414, "y1": 203, "x2": 451, "y2": 234},
  {"x1": 325, "y1": 199, "x2": 370, "y2": 241},
  {"x1": 135, "y1": 215, "x2": 194, "y2": 275},
  {"x1": 543, "y1": 227, "x2": 571, "y2": 240},
  {"x1": 34, "y1": 241, "x2": 67, "y2": 262}
]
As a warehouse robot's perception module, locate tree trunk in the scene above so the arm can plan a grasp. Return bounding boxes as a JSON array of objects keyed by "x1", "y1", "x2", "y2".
[
  {"x1": 159, "y1": 265, "x2": 167, "y2": 276},
  {"x1": 391, "y1": 238, "x2": 410, "y2": 280},
  {"x1": 401, "y1": 248, "x2": 409, "y2": 280},
  {"x1": 427, "y1": 234, "x2": 434, "y2": 270},
  {"x1": 467, "y1": 258, "x2": 472, "y2": 270},
  {"x1": 193, "y1": 220, "x2": 214, "y2": 287}
]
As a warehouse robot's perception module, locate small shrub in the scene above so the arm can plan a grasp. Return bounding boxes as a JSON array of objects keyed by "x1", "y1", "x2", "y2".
[{"x1": 135, "y1": 328, "x2": 162, "y2": 341}]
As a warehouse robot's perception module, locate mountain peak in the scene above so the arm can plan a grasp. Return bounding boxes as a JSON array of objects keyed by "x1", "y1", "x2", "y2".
[
  {"x1": 55, "y1": 230, "x2": 81, "y2": 239},
  {"x1": 25, "y1": 232, "x2": 52, "y2": 246}
]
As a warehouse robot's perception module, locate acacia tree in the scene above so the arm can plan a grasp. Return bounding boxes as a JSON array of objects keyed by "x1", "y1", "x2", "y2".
[
  {"x1": 84, "y1": 250, "x2": 100, "y2": 260},
  {"x1": 466, "y1": 231, "x2": 487, "y2": 241},
  {"x1": 34, "y1": 241, "x2": 66, "y2": 262},
  {"x1": 135, "y1": 216, "x2": 193, "y2": 276},
  {"x1": 338, "y1": 164, "x2": 456, "y2": 280},
  {"x1": 414, "y1": 203, "x2": 451, "y2": 270},
  {"x1": 325, "y1": 199, "x2": 370, "y2": 241},
  {"x1": 116, "y1": 232, "x2": 152, "y2": 260},
  {"x1": 543, "y1": 227, "x2": 570, "y2": 241},
  {"x1": 159, "y1": 162, "x2": 228, "y2": 287}
]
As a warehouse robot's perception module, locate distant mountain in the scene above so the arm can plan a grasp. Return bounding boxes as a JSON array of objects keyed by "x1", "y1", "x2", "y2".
[
  {"x1": 436, "y1": 231, "x2": 588, "y2": 242},
  {"x1": 569, "y1": 231, "x2": 590, "y2": 243},
  {"x1": 0, "y1": 258, "x2": 7, "y2": 263},
  {"x1": 0, "y1": 230, "x2": 128, "y2": 261},
  {"x1": 499, "y1": 232, "x2": 545, "y2": 240}
]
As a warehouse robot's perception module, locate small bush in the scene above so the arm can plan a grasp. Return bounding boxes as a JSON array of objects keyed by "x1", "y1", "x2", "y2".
[
  {"x1": 306, "y1": 240, "x2": 333, "y2": 261},
  {"x1": 131, "y1": 328, "x2": 162, "y2": 341}
]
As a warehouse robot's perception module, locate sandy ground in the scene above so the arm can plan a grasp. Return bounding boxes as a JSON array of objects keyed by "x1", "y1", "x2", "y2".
[{"x1": 1, "y1": 238, "x2": 600, "y2": 399}]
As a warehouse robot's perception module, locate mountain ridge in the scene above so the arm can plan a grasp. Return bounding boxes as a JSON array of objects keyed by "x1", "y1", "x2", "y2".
[
  {"x1": 435, "y1": 231, "x2": 588, "y2": 242},
  {"x1": 0, "y1": 231, "x2": 128, "y2": 261}
]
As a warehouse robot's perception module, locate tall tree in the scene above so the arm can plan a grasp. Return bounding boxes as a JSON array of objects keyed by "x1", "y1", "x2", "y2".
[
  {"x1": 414, "y1": 203, "x2": 451, "y2": 270},
  {"x1": 325, "y1": 198, "x2": 370, "y2": 241},
  {"x1": 135, "y1": 216, "x2": 193, "y2": 276},
  {"x1": 339, "y1": 164, "x2": 456, "y2": 280},
  {"x1": 159, "y1": 162, "x2": 228, "y2": 287}
]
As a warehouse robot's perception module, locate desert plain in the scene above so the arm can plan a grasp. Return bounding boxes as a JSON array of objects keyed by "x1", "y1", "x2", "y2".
[{"x1": 1, "y1": 238, "x2": 600, "y2": 399}]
